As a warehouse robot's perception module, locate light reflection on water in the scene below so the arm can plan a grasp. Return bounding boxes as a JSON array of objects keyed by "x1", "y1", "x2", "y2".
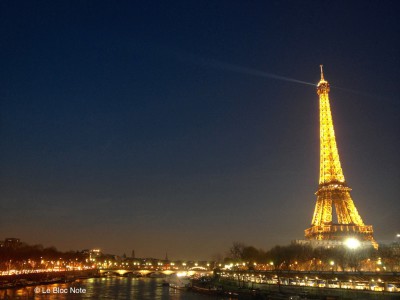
[{"x1": 0, "y1": 278, "x2": 228, "y2": 300}]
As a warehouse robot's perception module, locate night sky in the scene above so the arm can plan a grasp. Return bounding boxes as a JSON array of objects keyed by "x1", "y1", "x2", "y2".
[{"x1": 1, "y1": 1, "x2": 399, "y2": 260}]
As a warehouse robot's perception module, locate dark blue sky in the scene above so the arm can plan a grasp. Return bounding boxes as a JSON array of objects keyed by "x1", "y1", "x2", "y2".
[{"x1": 1, "y1": 1, "x2": 399, "y2": 260}]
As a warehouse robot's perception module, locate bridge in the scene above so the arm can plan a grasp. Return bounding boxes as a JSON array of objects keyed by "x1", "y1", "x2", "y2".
[{"x1": 98, "y1": 267, "x2": 213, "y2": 277}]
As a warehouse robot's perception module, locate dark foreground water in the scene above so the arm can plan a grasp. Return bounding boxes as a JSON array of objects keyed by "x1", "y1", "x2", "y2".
[{"x1": 0, "y1": 278, "x2": 232, "y2": 300}]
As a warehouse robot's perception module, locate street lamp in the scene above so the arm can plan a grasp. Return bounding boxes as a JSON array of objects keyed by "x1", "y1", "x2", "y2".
[{"x1": 330, "y1": 260, "x2": 335, "y2": 271}]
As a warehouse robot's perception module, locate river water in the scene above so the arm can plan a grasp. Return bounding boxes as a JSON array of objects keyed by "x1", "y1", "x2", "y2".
[{"x1": 0, "y1": 278, "x2": 232, "y2": 300}]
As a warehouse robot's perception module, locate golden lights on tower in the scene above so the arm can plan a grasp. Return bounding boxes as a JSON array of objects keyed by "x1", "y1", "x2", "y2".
[
  {"x1": 317, "y1": 65, "x2": 345, "y2": 185},
  {"x1": 305, "y1": 66, "x2": 376, "y2": 248}
]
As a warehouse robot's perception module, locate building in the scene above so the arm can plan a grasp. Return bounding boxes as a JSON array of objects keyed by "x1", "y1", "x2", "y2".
[{"x1": 4, "y1": 238, "x2": 21, "y2": 249}]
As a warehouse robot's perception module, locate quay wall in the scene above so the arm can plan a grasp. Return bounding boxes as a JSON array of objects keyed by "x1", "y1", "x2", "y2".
[{"x1": 219, "y1": 278, "x2": 400, "y2": 300}]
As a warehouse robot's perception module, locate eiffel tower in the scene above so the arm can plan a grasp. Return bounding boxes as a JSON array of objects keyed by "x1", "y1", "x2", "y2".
[{"x1": 304, "y1": 66, "x2": 376, "y2": 248}]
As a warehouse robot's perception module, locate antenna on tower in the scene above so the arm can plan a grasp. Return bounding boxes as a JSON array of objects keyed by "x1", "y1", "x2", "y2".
[{"x1": 320, "y1": 65, "x2": 324, "y2": 81}]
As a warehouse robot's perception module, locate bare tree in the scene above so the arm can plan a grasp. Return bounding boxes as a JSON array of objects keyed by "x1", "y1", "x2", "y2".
[{"x1": 229, "y1": 242, "x2": 246, "y2": 260}]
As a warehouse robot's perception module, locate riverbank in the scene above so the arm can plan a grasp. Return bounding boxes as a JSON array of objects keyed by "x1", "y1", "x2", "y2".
[{"x1": 191, "y1": 277, "x2": 400, "y2": 300}]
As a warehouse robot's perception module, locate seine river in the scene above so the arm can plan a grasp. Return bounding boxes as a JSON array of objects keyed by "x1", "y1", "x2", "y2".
[{"x1": 0, "y1": 277, "x2": 231, "y2": 300}]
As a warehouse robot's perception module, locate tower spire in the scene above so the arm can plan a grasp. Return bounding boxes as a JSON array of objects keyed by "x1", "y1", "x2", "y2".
[{"x1": 320, "y1": 64, "x2": 324, "y2": 81}]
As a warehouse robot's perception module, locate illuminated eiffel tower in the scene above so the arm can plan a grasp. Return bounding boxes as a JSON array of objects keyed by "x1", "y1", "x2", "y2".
[{"x1": 304, "y1": 66, "x2": 376, "y2": 248}]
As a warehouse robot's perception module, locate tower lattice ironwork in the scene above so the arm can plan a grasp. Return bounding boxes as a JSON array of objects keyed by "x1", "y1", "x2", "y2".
[{"x1": 304, "y1": 66, "x2": 376, "y2": 247}]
